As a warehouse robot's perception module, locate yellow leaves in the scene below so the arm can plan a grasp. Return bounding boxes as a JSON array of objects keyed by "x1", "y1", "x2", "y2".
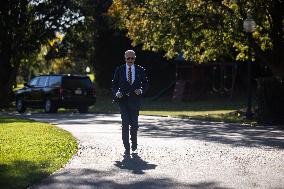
[
  {"x1": 47, "y1": 32, "x2": 64, "y2": 58},
  {"x1": 222, "y1": 0, "x2": 239, "y2": 10},
  {"x1": 55, "y1": 32, "x2": 64, "y2": 41},
  {"x1": 108, "y1": 0, "x2": 128, "y2": 24},
  {"x1": 51, "y1": 58, "x2": 61, "y2": 72},
  {"x1": 253, "y1": 30, "x2": 272, "y2": 51},
  {"x1": 230, "y1": 3, "x2": 239, "y2": 10},
  {"x1": 170, "y1": 38, "x2": 176, "y2": 46},
  {"x1": 234, "y1": 42, "x2": 247, "y2": 61},
  {"x1": 200, "y1": 41, "x2": 206, "y2": 48},
  {"x1": 236, "y1": 53, "x2": 245, "y2": 61},
  {"x1": 153, "y1": 32, "x2": 161, "y2": 41},
  {"x1": 48, "y1": 32, "x2": 64, "y2": 47},
  {"x1": 108, "y1": 0, "x2": 123, "y2": 15},
  {"x1": 48, "y1": 39, "x2": 55, "y2": 47},
  {"x1": 186, "y1": 0, "x2": 204, "y2": 11}
]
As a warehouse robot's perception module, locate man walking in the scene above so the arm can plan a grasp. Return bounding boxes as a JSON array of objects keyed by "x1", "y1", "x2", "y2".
[{"x1": 112, "y1": 50, "x2": 149, "y2": 155}]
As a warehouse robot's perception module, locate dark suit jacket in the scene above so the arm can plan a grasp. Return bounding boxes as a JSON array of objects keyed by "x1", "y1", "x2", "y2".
[{"x1": 112, "y1": 64, "x2": 149, "y2": 109}]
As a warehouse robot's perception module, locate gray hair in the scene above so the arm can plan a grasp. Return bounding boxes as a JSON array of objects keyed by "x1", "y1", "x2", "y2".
[{"x1": 124, "y1": 50, "x2": 136, "y2": 57}]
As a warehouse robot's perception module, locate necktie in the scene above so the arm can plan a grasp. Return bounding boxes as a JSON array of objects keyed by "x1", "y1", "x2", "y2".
[{"x1": 128, "y1": 66, "x2": 132, "y2": 84}]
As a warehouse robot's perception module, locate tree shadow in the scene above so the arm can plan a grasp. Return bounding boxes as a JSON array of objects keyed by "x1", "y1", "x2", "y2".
[
  {"x1": 1, "y1": 113, "x2": 121, "y2": 125},
  {"x1": 188, "y1": 181, "x2": 232, "y2": 189},
  {"x1": 114, "y1": 153, "x2": 157, "y2": 174},
  {"x1": 141, "y1": 98, "x2": 245, "y2": 112},
  {"x1": 0, "y1": 115, "x2": 36, "y2": 123},
  {"x1": 0, "y1": 160, "x2": 51, "y2": 189},
  {"x1": 3, "y1": 112, "x2": 283, "y2": 150},
  {"x1": 139, "y1": 117, "x2": 284, "y2": 149},
  {"x1": 30, "y1": 168, "x2": 231, "y2": 189}
]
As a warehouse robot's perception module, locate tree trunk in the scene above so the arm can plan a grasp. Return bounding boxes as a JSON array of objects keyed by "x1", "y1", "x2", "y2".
[
  {"x1": 269, "y1": 0, "x2": 284, "y2": 77},
  {"x1": 90, "y1": 1, "x2": 114, "y2": 89},
  {"x1": 0, "y1": 50, "x2": 12, "y2": 108},
  {"x1": 0, "y1": 46, "x2": 19, "y2": 109}
]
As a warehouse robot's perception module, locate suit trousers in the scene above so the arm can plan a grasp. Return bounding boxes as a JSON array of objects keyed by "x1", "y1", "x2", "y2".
[{"x1": 119, "y1": 102, "x2": 139, "y2": 151}]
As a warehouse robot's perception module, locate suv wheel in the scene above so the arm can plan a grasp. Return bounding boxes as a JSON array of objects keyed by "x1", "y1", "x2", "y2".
[
  {"x1": 78, "y1": 106, "x2": 88, "y2": 113},
  {"x1": 16, "y1": 98, "x2": 26, "y2": 113},
  {"x1": 44, "y1": 99, "x2": 58, "y2": 113}
]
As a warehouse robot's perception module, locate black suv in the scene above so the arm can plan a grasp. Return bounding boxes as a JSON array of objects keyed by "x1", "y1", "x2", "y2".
[{"x1": 15, "y1": 74, "x2": 96, "y2": 113}]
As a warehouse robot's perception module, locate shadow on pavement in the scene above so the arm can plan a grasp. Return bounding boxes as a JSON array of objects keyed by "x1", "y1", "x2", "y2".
[
  {"x1": 30, "y1": 168, "x2": 231, "y2": 189},
  {"x1": 1, "y1": 112, "x2": 121, "y2": 125},
  {"x1": 0, "y1": 115, "x2": 37, "y2": 124},
  {"x1": 139, "y1": 117, "x2": 284, "y2": 149},
  {"x1": 3, "y1": 112, "x2": 283, "y2": 149},
  {"x1": 114, "y1": 153, "x2": 157, "y2": 174}
]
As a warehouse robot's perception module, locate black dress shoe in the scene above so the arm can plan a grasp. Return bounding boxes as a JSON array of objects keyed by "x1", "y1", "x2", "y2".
[
  {"x1": 124, "y1": 149, "x2": 130, "y2": 157},
  {"x1": 131, "y1": 143, "x2": 137, "y2": 151}
]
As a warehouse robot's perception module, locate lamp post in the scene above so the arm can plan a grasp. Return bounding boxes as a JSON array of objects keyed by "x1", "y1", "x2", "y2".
[{"x1": 243, "y1": 14, "x2": 256, "y2": 119}]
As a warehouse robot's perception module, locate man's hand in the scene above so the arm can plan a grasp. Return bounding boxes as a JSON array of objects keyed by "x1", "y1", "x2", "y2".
[
  {"x1": 116, "y1": 92, "x2": 123, "y2": 98},
  {"x1": 134, "y1": 89, "x2": 142, "y2": 95}
]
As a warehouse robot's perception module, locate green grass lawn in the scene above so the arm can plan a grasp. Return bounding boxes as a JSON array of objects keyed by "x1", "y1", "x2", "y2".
[
  {"x1": 90, "y1": 96, "x2": 253, "y2": 124},
  {"x1": 0, "y1": 116, "x2": 78, "y2": 189}
]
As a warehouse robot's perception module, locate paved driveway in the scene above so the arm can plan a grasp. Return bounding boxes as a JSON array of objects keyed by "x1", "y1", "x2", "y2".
[{"x1": 8, "y1": 113, "x2": 284, "y2": 189}]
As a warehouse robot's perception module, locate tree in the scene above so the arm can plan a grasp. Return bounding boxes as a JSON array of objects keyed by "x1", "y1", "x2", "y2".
[
  {"x1": 109, "y1": 0, "x2": 284, "y2": 76},
  {"x1": 61, "y1": 23, "x2": 95, "y2": 74},
  {"x1": 0, "y1": 0, "x2": 81, "y2": 108},
  {"x1": 81, "y1": 0, "x2": 114, "y2": 88}
]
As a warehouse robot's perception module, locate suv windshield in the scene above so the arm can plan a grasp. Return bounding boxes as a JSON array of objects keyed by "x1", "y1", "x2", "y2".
[{"x1": 62, "y1": 77, "x2": 93, "y2": 88}]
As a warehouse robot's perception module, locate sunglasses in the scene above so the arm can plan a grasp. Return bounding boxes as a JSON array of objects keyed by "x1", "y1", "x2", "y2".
[{"x1": 126, "y1": 57, "x2": 135, "y2": 60}]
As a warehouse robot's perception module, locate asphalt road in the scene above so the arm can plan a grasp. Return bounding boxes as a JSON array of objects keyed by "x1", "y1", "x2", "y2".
[{"x1": 8, "y1": 113, "x2": 284, "y2": 189}]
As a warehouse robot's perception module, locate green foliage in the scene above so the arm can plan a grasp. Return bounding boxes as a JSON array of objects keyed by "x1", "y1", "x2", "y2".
[
  {"x1": 0, "y1": 116, "x2": 78, "y2": 189},
  {"x1": 60, "y1": 21, "x2": 96, "y2": 74},
  {"x1": 109, "y1": 0, "x2": 283, "y2": 68},
  {"x1": 16, "y1": 0, "x2": 112, "y2": 80},
  {"x1": 0, "y1": 0, "x2": 82, "y2": 58},
  {"x1": 0, "y1": 0, "x2": 84, "y2": 107}
]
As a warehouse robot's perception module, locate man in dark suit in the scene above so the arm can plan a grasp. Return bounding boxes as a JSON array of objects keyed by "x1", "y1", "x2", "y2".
[{"x1": 112, "y1": 50, "x2": 149, "y2": 155}]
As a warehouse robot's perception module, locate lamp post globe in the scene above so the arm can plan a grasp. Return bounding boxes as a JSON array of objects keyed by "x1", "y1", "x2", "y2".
[
  {"x1": 85, "y1": 66, "x2": 91, "y2": 74},
  {"x1": 243, "y1": 14, "x2": 256, "y2": 119},
  {"x1": 243, "y1": 15, "x2": 256, "y2": 33}
]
